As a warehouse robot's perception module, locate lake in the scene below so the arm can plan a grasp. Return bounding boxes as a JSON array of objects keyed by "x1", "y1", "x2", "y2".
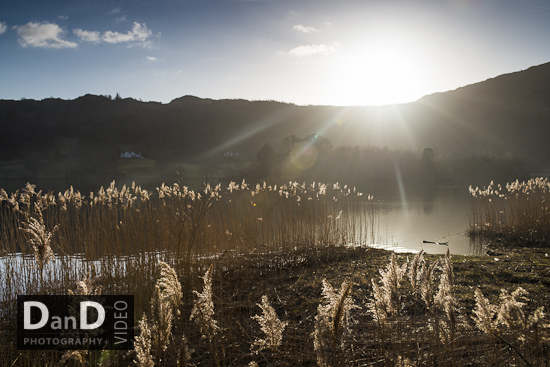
[{"x1": 360, "y1": 184, "x2": 481, "y2": 255}]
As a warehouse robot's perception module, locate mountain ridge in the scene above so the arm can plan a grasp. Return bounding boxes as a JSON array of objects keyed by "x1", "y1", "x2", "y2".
[{"x1": 1, "y1": 62, "x2": 549, "y2": 171}]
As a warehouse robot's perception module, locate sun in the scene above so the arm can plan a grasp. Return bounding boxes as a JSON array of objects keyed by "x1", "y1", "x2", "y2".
[{"x1": 329, "y1": 37, "x2": 431, "y2": 106}]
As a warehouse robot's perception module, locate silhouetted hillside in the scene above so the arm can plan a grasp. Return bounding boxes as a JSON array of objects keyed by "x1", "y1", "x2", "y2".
[
  {"x1": 414, "y1": 62, "x2": 550, "y2": 164},
  {"x1": 0, "y1": 61, "x2": 549, "y2": 184}
]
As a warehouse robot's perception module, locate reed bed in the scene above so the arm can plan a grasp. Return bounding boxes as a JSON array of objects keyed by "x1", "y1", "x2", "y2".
[
  {"x1": 0, "y1": 180, "x2": 549, "y2": 366},
  {"x1": 468, "y1": 177, "x2": 550, "y2": 246}
]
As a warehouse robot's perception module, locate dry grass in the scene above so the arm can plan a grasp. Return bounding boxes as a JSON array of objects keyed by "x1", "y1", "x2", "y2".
[
  {"x1": 1, "y1": 180, "x2": 549, "y2": 366},
  {"x1": 469, "y1": 178, "x2": 550, "y2": 246}
]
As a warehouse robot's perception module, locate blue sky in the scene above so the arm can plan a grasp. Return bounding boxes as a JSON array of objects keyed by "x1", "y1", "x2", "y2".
[{"x1": 1, "y1": 0, "x2": 550, "y2": 106}]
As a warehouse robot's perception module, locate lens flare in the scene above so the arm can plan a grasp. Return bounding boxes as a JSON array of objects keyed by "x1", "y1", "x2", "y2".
[
  {"x1": 281, "y1": 156, "x2": 303, "y2": 179},
  {"x1": 280, "y1": 142, "x2": 319, "y2": 179},
  {"x1": 290, "y1": 142, "x2": 318, "y2": 170}
]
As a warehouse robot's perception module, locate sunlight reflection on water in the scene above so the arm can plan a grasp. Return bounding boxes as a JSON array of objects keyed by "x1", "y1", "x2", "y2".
[{"x1": 357, "y1": 184, "x2": 480, "y2": 255}]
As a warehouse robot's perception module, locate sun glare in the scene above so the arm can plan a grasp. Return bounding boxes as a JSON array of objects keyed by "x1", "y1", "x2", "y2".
[{"x1": 330, "y1": 37, "x2": 430, "y2": 106}]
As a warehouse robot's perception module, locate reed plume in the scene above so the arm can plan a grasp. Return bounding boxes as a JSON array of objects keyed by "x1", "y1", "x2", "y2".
[
  {"x1": 407, "y1": 249, "x2": 424, "y2": 291},
  {"x1": 419, "y1": 259, "x2": 439, "y2": 312},
  {"x1": 60, "y1": 272, "x2": 102, "y2": 366},
  {"x1": 190, "y1": 265, "x2": 219, "y2": 340},
  {"x1": 19, "y1": 208, "x2": 58, "y2": 286},
  {"x1": 369, "y1": 253, "x2": 407, "y2": 321},
  {"x1": 176, "y1": 332, "x2": 192, "y2": 367},
  {"x1": 251, "y1": 295, "x2": 288, "y2": 354},
  {"x1": 68, "y1": 270, "x2": 102, "y2": 296},
  {"x1": 313, "y1": 279, "x2": 357, "y2": 367},
  {"x1": 150, "y1": 285, "x2": 173, "y2": 353},
  {"x1": 156, "y1": 261, "x2": 183, "y2": 316},
  {"x1": 58, "y1": 350, "x2": 86, "y2": 365},
  {"x1": 473, "y1": 287, "x2": 549, "y2": 366},
  {"x1": 496, "y1": 287, "x2": 528, "y2": 337},
  {"x1": 528, "y1": 307, "x2": 550, "y2": 344},
  {"x1": 190, "y1": 265, "x2": 220, "y2": 367},
  {"x1": 149, "y1": 262, "x2": 184, "y2": 354},
  {"x1": 134, "y1": 314, "x2": 155, "y2": 367},
  {"x1": 432, "y1": 249, "x2": 456, "y2": 343},
  {"x1": 472, "y1": 288, "x2": 497, "y2": 334}
]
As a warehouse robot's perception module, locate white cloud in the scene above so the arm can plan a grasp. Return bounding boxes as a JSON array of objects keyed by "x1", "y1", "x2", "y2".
[
  {"x1": 146, "y1": 56, "x2": 158, "y2": 61},
  {"x1": 289, "y1": 44, "x2": 336, "y2": 57},
  {"x1": 102, "y1": 22, "x2": 151, "y2": 44},
  {"x1": 0, "y1": 22, "x2": 7, "y2": 35},
  {"x1": 110, "y1": 8, "x2": 121, "y2": 14},
  {"x1": 72, "y1": 22, "x2": 155, "y2": 47},
  {"x1": 14, "y1": 22, "x2": 77, "y2": 48},
  {"x1": 293, "y1": 25, "x2": 320, "y2": 33},
  {"x1": 115, "y1": 15, "x2": 127, "y2": 22},
  {"x1": 58, "y1": 15, "x2": 68, "y2": 20},
  {"x1": 73, "y1": 29, "x2": 101, "y2": 43}
]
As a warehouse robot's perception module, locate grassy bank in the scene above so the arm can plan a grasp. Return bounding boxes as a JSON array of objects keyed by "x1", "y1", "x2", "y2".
[{"x1": 1, "y1": 181, "x2": 549, "y2": 366}]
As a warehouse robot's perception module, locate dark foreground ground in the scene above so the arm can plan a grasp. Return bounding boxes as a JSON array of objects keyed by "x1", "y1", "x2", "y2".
[
  {"x1": 180, "y1": 245, "x2": 550, "y2": 366},
  {"x1": 3, "y1": 244, "x2": 549, "y2": 366}
]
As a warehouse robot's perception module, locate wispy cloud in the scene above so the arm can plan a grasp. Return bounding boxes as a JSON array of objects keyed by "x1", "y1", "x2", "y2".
[
  {"x1": 14, "y1": 22, "x2": 77, "y2": 48},
  {"x1": 293, "y1": 25, "x2": 320, "y2": 33},
  {"x1": 109, "y1": 8, "x2": 121, "y2": 14},
  {"x1": 289, "y1": 44, "x2": 336, "y2": 57},
  {"x1": 72, "y1": 22, "x2": 154, "y2": 48},
  {"x1": 102, "y1": 22, "x2": 151, "y2": 45},
  {"x1": 0, "y1": 22, "x2": 7, "y2": 35},
  {"x1": 115, "y1": 15, "x2": 127, "y2": 22},
  {"x1": 146, "y1": 56, "x2": 158, "y2": 61},
  {"x1": 73, "y1": 29, "x2": 101, "y2": 43}
]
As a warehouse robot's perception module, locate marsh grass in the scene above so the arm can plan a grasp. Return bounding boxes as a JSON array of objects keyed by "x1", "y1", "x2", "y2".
[
  {"x1": 469, "y1": 178, "x2": 550, "y2": 246},
  {"x1": 1, "y1": 180, "x2": 549, "y2": 366}
]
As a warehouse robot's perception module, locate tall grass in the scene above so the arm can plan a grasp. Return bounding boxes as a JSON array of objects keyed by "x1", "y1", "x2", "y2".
[
  {"x1": 0, "y1": 179, "x2": 375, "y2": 365},
  {"x1": 469, "y1": 177, "x2": 550, "y2": 246},
  {"x1": 0, "y1": 180, "x2": 372, "y2": 296},
  {"x1": 1, "y1": 179, "x2": 549, "y2": 366}
]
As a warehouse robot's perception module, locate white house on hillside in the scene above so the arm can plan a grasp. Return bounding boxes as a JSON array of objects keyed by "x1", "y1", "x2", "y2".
[{"x1": 120, "y1": 151, "x2": 144, "y2": 159}]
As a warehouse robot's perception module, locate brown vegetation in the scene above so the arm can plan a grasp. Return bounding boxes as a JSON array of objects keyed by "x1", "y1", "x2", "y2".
[
  {"x1": 1, "y1": 180, "x2": 549, "y2": 366},
  {"x1": 469, "y1": 177, "x2": 550, "y2": 247}
]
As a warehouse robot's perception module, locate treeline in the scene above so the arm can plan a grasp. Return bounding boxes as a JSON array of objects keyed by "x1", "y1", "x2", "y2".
[{"x1": 243, "y1": 136, "x2": 530, "y2": 185}]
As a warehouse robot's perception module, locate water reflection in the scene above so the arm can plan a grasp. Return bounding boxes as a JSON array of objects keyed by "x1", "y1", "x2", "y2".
[{"x1": 358, "y1": 184, "x2": 480, "y2": 255}]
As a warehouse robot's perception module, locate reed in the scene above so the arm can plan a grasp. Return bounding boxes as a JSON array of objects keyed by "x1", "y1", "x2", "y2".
[
  {"x1": 368, "y1": 252, "x2": 407, "y2": 322},
  {"x1": 250, "y1": 295, "x2": 288, "y2": 354},
  {"x1": 1, "y1": 180, "x2": 549, "y2": 366},
  {"x1": 473, "y1": 287, "x2": 550, "y2": 366},
  {"x1": 469, "y1": 177, "x2": 550, "y2": 246},
  {"x1": 313, "y1": 279, "x2": 357, "y2": 367}
]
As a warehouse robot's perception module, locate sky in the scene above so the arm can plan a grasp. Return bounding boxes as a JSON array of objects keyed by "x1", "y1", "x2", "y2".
[{"x1": 1, "y1": 0, "x2": 550, "y2": 106}]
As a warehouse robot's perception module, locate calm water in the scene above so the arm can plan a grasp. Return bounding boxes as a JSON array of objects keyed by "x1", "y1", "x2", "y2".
[{"x1": 360, "y1": 184, "x2": 480, "y2": 255}]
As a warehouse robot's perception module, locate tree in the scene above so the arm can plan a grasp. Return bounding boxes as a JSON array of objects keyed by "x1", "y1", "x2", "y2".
[
  {"x1": 257, "y1": 143, "x2": 274, "y2": 166},
  {"x1": 422, "y1": 148, "x2": 435, "y2": 163},
  {"x1": 421, "y1": 147, "x2": 437, "y2": 179},
  {"x1": 256, "y1": 143, "x2": 274, "y2": 178},
  {"x1": 283, "y1": 135, "x2": 300, "y2": 153},
  {"x1": 303, "y1": 134, "x2": 333, "y2": 155}
]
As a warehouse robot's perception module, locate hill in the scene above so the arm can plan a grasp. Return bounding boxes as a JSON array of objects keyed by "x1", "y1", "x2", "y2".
[{"x1": 0, "y1": 62, "x2": 549, "y2": 186}]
